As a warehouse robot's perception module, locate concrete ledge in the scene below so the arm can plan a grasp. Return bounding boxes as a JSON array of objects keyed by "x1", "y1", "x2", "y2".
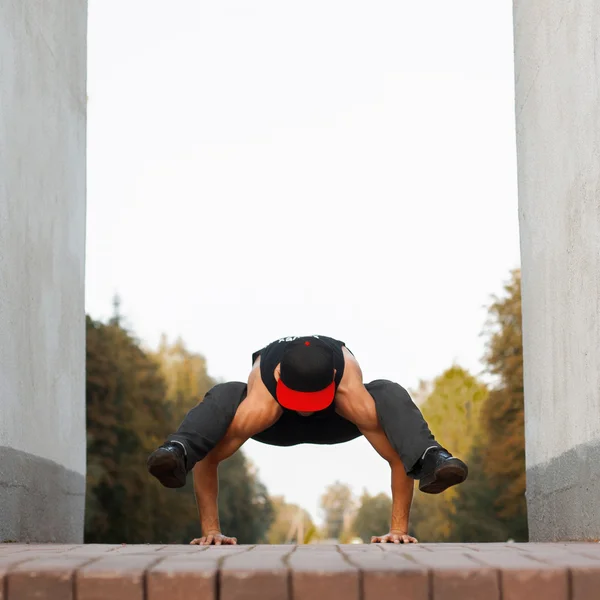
[
  {"x1": 527, "y1": 440, "x2": 600, "y2": 541},
  {"x1": 2, "y1": 542, "x2": 600, "y2": 599},
  {"x1": 0, "y1": 447, "x2": 85, "y2": 543}
]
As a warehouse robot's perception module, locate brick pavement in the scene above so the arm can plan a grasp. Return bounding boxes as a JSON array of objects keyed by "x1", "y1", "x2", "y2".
[{"x1": 1, "y1": 542, "x2": 600, "y2": 599}]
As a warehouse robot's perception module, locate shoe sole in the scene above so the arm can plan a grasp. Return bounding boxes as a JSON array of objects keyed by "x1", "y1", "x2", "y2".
[
  {"x1": 147, "y1": 450, "x2": 186, "y2": 488},
  {"x1": 419, "y1": 459, "x2": 468, "y2": 494}
]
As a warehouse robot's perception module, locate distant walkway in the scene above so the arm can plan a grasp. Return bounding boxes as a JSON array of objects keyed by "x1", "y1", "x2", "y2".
[{"x1": 1, "y1": 541, "x2": 599, "y2": 599}]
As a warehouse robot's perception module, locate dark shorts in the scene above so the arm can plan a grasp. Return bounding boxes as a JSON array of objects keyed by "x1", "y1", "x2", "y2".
[{"x1": 251, "y1": 404, "x2": 362, "y2": 446}]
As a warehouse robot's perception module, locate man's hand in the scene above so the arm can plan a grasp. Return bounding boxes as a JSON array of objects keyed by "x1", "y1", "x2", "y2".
[
  {"x1": 370, "y1": 531, "x2": 418, "y2": 544},
  {"x1": 190, "y1": 532, "x2": 238, "y2": 546}
]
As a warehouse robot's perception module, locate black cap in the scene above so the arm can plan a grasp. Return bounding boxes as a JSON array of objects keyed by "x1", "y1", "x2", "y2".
[{"x1": 279, "y1": 337, "x2": 335, "y2": 393}]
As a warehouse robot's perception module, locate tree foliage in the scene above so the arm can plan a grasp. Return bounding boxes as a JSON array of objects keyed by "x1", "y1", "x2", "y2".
[
  {"x1": 153, "y1": 334, "x2": 216, "y2": 416},
  {"x1": 409, "y1": 366, "x2": 488, "y2": 541},
  {"x1": 478, "y1": 268, "x2": 527, "y2": 539},
  {"x1": 450, "y1": 431, "x2": 514, "y2": 542},
  {"x1": 352, "y1": 491, "x2": 392, "y2": 542},
  {"x1": 216, "y1": 453, "x2": 274, "y2": 543},
  {"x1": 267, "y1": 496, "x2": 316, "y2": 544},
  {"x1": 85, "y1": 316, "x2": 186, "y2": 542},
  {"x1": 319, "y1": 481, "x2": 355, "y2": 540},
  {"x1": 409, "y1": 269, "x2": 527, "y2": 542}
]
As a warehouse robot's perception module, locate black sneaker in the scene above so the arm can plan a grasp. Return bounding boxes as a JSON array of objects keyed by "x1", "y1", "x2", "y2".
[
  {"x1": 147, "y1": 442, "x2": 187, "y2": 488},
  {"x1": 416, "y1": 448, "x2": 468, "y2": 494}
]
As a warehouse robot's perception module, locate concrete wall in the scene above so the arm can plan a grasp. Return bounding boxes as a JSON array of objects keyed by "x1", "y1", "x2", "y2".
[
  {"x1": 514, "y1": 1, "x2": 600, "y2": 541},
  {"x1": 0, "y1": 0, "x2": 87, "y2": 542}
]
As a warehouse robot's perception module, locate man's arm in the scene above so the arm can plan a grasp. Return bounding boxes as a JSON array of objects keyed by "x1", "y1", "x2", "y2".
[
  {"x1": 191, "y1": 432, "x2": 247, "y2": 545},
  {"x1": 335, "y1": 351, "x2": 418, "y2": 543},
  {"x1": 336, "y1": 384, "x2": 418, "y2": 542},
  {"x1": 360, "y1": 426, "x2": 417, "y2": 543},
  {"x1": 190, "y1": 384, "x2": 282, "y2": 545}
]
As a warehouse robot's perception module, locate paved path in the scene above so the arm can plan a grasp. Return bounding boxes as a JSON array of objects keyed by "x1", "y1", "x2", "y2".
[{"x1": 1, "y1": 542, "x2": 600, "y2": 599}]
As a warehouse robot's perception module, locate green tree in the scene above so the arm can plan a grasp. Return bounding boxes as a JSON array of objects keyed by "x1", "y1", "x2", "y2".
[
  {"x1": 319, "y1": 481, "x2": 355, "y2": 540},
  {"x1": 352, "y1": 491, "x2": 392, "y2": 543},
  {"x1": 214, "y1": 452, "x2": 274, "y2": 544},
  {"x1": 153, "y1": 334, "x2": 216, "y2": 418},
  {"x1": 479, "y1": 268, "x2": 527, "y2": 540},
  {"x1": 85, "y1": 315, "x2": 194, "y2": 543},
  {"x1": 407, "y1": 269, "x2": 526, "y2": 543},
  {"x1": 409, "y1": 366, "x2": 488, "y2": 542},
  {"x1": 267, "y1": 496, "x2": 316, "y2": 544},
  {"x1": 451, "y1": 431, "x2": 513, "y2": 542}
]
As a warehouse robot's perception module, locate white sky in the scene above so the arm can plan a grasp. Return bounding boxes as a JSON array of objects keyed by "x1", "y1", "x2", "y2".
[{"x1": 87, "y1": 0, "x2": 520, "y2": 527}]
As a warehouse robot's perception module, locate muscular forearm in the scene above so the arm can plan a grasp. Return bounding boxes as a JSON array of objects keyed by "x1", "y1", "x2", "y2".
[
  {"x1": 390, "y1": 460, "x2": 414, "y2": 533},
  {"x1": 193, "y1": 459, "x2": 221, "y2": 535}
]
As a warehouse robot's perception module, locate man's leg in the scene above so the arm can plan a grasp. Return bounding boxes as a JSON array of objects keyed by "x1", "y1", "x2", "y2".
[
  {"x1": 365, "y1": 379, "x2": 468, "y2": 493},
  {"x1": 147, "y1": 381, "x2": 247, "y2": 487},
  {"x1": 365, "y1": 379, "x2": 440, "y2": 473}
]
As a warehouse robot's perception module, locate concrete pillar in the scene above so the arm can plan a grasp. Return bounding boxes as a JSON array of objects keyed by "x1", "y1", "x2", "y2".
[
  {"x1": 0, "y1": 0, "x2": 87, "y2": 542},
  {"x1": 514, "y1": 1, "x2": 600, "y2": 540}
]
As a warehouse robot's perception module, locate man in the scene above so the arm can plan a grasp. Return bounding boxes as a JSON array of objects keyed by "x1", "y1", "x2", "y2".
[{"x1": 147, "y1": 335, "x2": 468, "y2": 545}]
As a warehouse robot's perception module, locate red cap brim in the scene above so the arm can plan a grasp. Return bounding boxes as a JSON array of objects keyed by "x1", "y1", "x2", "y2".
[{"x1": 276, "y1": 379, "x2": 335, "y2": 412}]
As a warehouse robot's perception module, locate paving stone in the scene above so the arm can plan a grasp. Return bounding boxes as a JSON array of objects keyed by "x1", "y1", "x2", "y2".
[
  {"x1": 3, "y1": 542, "x2": 600, "y2": 600},
  {"x1": 341, "y1": 544, "x2": 384, "y2": 552},
  {"x1": 522, "y1": 551, "x2": 600, "y2": 600},
  {"x1": 147, "y1": 546, "x2": 251, "y2": 600},
  {"x1": 341, "y1": 549, "x2": 429, "y2": 600},
  {"x1": 378, "y1": 543, "x2": 433, "y2": 553},
  {"x1": 0, "y1": 555, "x2": 44, "y2": 600},
  {"x1": 567, "y1": 545, "x2": 600, "y2": 561},
  {"x1": 419, "y1": 544, "x2": 474, "y2": 549},
  {"x1": 467, "y1": 550, "x2": 568, "y2": 600},
  {"x1": 462, "y1": 543, "x2": 517, "y2": 551},
  {"x1": 288, "y1": 549, "x2": 360, "y2": 600},
  {"x1": 7, "y1": 556, "x2": 94, "y2": 600},
  {"x1": 409, "y1": 551, "x2": 500, "y2": 600},
  {"x1": 0, "y1": 549, "x2": 27, "y2": 556},
  {"x1": 77, "y1": 555, "x2": 164, "y2": 600},
  {"x1": 155, "y1": 545, "x2": 210, "y2": 554},
  {"x1": 513, "y1": 543, "x2": 600, "y2": 558},
  {"x1": 147, "y1": 555, "x2": 219, "y2": 600},
  {"x1": 101, "y1": 544, "x2": 167, "y2": 554},
  {"x1": 220, "y1": 548, "x2": 291, "y2": 600},
  {"x1": 296, "y1": 544, "x2": 339, "y2": 553},
  {"x1": 380, "y1": 544, "x2": 431, "y2": 554},
  {"x1": 203, "y1": 546, "x2": 252, "y2": 557},
  {"x1": 62, "y1": 545, "x2": 122, "y2": 557}
]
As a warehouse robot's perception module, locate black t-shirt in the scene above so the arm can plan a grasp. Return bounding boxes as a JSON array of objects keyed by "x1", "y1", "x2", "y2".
[{"x1": 252, "y1": 335, "x2": 348, "y2": 405}]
